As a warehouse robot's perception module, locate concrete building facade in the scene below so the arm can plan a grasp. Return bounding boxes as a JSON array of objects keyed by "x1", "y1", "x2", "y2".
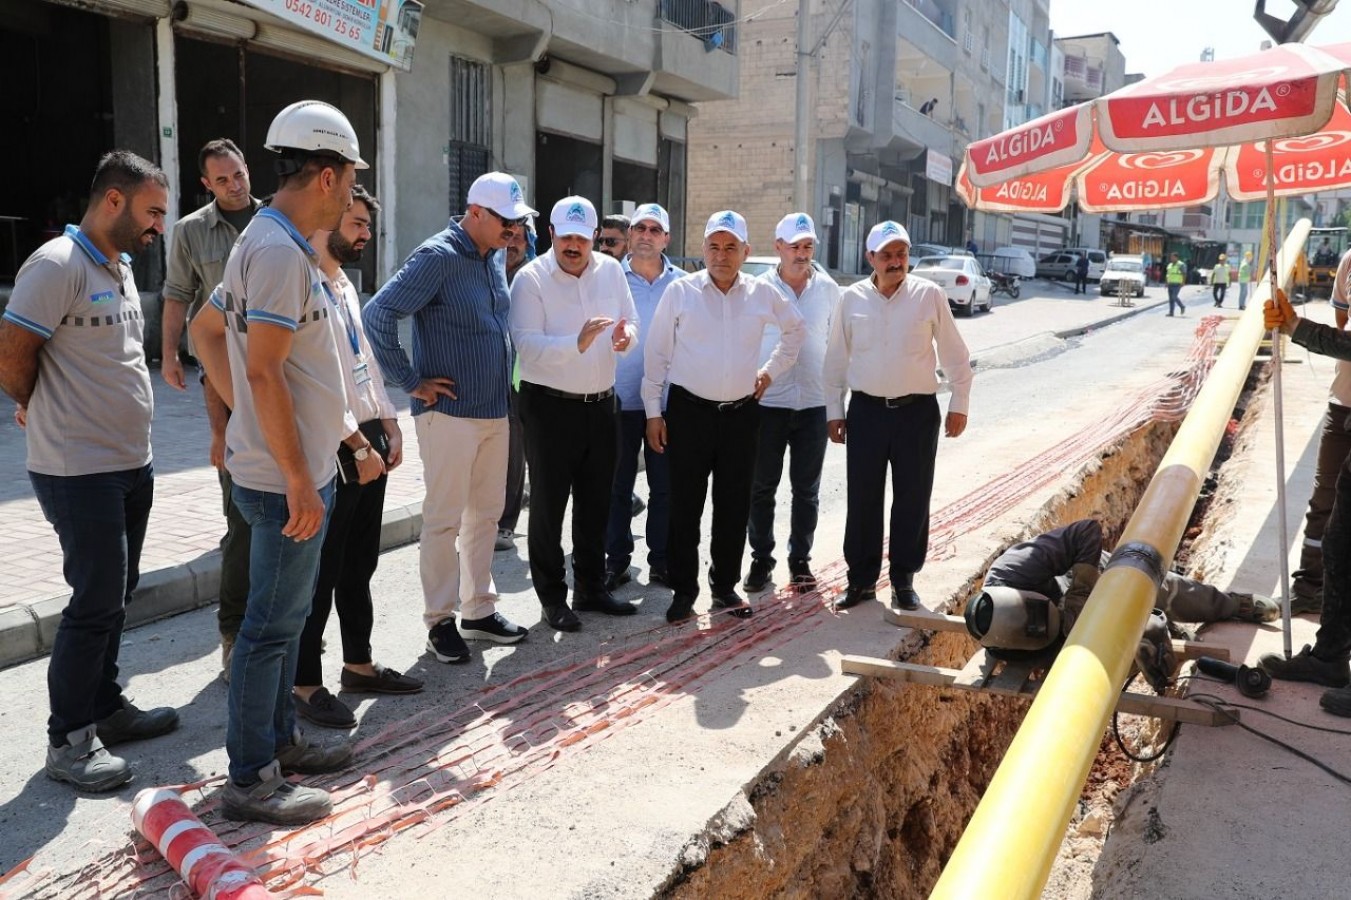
[
  {"x1": 686, "y1": 0, "x2": 1018, "y2": 276},
  {"x1": 1, "y1": 0, "x2": 738, "y2": 350}
]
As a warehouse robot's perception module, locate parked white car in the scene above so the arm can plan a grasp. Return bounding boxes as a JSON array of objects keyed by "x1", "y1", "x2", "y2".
[
  {"x1": 1099, "y1": 255, "x2": 1147, "y2": 297},
  {"x1": 912, "y1": 255, "x2": 992, "y2": 316}
]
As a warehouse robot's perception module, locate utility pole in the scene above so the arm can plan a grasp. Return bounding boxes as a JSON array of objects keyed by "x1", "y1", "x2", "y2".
[{"x1": 793, "y1": 0, "x2": 813, "y2": 213}]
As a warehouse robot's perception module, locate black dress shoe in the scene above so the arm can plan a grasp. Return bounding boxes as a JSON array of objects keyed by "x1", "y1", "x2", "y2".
[
  {"x1": 541, "y1": 603, "x2": 581, "y2": 632},
  {"x1": 573, "y1": 588, "x2": 638, "y2": 616},
  {"x1": 891, "y1": 588, "x2": 922, "y2": 611},
  {"x1": 666, "y1": 594, "x2": 697, "y2": 623},
  {"x1": 711, "y1": 589, "x2": 753, "y2": 619},
  {"x1": 604, "y1": 569, "x2": 633, "y2": 592},
  {"x1": 649, "y1": 567, "x2": 669, "y2": 586},
  {"x1": 834, "y1": 586, "x2": 877, "y2": 610},
  {"x1": 742, "y1": 559, "x2": 773, "y2": 592}
]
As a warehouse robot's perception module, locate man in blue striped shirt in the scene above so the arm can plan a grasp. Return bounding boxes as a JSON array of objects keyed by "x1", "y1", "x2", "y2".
[{"x1": 362, "y1": 172, "x2": 535, "y2": 664}]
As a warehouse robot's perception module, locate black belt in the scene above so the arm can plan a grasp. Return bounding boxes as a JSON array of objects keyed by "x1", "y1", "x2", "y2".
[
  {"x1": 521, "y1": 381, "x2": 614, "y2": 403},
  {"x1": 853, "y1": 391, "x2": 924, "y2": 409},
  {"x1": 672, "y1": 384, "x2": 755, "y2": 411}
]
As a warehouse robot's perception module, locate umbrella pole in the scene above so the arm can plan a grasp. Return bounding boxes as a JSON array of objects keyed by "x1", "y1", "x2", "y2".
[{"x1": 1265, "y1": 143, "x2": 1294, "y2": 659}]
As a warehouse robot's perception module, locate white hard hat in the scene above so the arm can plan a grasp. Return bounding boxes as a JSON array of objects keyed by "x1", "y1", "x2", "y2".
[{"x1": 265, "y1": 100, "x2": 368, "y2": 169}]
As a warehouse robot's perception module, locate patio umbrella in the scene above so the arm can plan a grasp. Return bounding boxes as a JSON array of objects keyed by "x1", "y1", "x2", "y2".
[{"x1": 957, "y1": 41, "x2": 1351, "y2": 658}]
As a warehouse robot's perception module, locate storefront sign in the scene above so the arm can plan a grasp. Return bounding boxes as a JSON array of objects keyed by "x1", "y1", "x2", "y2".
[
  {"x1": 926, "y1": 149, "x2": 953, "y2": 187},
  {"x1": 240, "y1": 0, "x2": 424, "y2": 70}
]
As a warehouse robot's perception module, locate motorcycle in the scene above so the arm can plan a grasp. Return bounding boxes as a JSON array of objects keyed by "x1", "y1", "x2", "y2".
[{"x1": 990, "y1": 271, "x2": 1021, "y2": 299}]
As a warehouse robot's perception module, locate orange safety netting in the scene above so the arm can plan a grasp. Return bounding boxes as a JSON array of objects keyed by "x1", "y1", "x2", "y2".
[{"x1": 6, "y1": 318, "x2": 1220, "y2": 899}]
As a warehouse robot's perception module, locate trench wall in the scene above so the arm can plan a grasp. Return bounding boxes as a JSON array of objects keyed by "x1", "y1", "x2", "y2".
[{"x1": 660, "y1": 420, "x2": 1181, "y2": 899}]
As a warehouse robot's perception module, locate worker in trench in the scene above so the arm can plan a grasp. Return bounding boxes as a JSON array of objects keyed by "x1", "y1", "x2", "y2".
[{"x1": 963, "y1": 519, "x2": 1280, "y2": 691}]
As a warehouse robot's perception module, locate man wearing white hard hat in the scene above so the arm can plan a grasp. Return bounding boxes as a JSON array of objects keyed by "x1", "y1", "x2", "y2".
[
  {"x1": 606, "y1": 203, "x2": 682, "y2": 592},
  {"x1": 363, "y1": 172, "x2": 535, "y2": 665},
  {"x1": 190, "y1": 100, "x2": 373, "y2": 825},
  {"x1": 642, "y1": 210, "x2": 806, "y2": 623},
  {"x1": 744, "y1": 213, "x2": 840, "y2": 597},
  {"x1": 823, "y1": 220, "x2": 972, "y2": 613},
  {"x1": 510, "y1": 197, "x2": 639, "y2": 631}
]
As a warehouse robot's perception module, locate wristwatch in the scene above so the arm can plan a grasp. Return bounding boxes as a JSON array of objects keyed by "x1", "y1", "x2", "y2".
[{"x1": 353, "y1": 445, "x2": 371, "y2": 462}]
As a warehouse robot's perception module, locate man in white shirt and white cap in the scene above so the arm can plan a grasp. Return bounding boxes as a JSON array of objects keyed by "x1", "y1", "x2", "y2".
[
  {"x1": 745, "y1": 213, "x2": 840, "y2": 596},
  {"x1": 824, "y1": 220, "x2": 973, "y2": 612},
  {"x1": 510, "y1": 196, "x2": 639, "y2": 631},
  {"x1": 643, "y1": 210, "x2": 807, "y2": 623}
]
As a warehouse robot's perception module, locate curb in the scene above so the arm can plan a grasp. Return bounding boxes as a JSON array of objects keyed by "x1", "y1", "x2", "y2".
[{"x1": 0, "y1": 502, "x2": 423, "y2": 671}]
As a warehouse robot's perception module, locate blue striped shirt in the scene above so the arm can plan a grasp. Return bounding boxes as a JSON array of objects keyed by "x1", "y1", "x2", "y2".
[
  {"x1": 362, "y1": 219, "x2": 513, "y2": 419},
  {"x1": 615, "y1": 255, "x2": 682, "y2": 411}
]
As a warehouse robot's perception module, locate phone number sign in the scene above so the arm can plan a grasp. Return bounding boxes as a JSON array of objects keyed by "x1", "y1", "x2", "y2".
[{"x1": 241, "y1": 0, "x2": 424, "y2": 70}]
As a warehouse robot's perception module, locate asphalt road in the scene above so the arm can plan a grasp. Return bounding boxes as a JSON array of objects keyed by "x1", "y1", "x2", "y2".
[{"x1": 0, "y1": 281, "x2": 1210, "y2": 895}]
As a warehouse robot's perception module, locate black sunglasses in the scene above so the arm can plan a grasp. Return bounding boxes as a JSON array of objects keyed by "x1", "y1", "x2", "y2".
[
  {"x1": 485, "y1": 208, "x2": 530, "y2": 228},
  {"x1": 597, "y1": 236, "x2": 626, "y2": 248}
]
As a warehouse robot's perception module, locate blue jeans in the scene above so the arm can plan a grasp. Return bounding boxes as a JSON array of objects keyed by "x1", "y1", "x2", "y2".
[
  {"x1": 227, "y1": 478, "x2": 335, "y2": 784},
  {"x1": 606, "y1": 409, "x2": 670, "y2": 574},
  {"x1": 31, "y1": 465, "x2": 154, "y2": 743},
  {"x1": 748, "y1": 406, "x2": 828, "y2": 566},
  {"x1": 1168, "y1": 284, "x2": 1185, "y2": 315}
]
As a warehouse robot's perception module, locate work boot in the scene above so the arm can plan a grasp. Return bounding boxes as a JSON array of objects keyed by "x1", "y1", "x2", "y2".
[
  {"x1": 1320, "y1": 686, "x2": 1351, "y2": 718},
  {"x1": 743, "y1": 558, "x2": 773, "y2": 593},
  {"x1": 220, "y1": 760, "x2": 332, "y2": 826},
  {"x1": 788, "y1": 559, "x2": 818, "y2": 593},
  {"x1": 1229, "y1": 593, "x2": 1281, "y2": 624},
  {"x1": 95, "y1": 697, "x2": 180, "y2": 746},
  {"x1": 1290, "y1": 575, "x2": 1322, "y2": 615},
  {"x1": 834, "y1": 585, "x2": 876, "y2": 610},
  {"x1": 1258, "y1": 644, "x2": 1351, "y2": 688},
  {"x1": 46, "y1": 725, "x2": 132, "y2": 792},
  {"x1": 276, "y1": 728, "x2": 354, "y2": 775}
]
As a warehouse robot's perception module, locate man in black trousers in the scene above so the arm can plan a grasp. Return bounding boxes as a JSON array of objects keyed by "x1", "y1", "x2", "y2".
[
  {"x1": 642, "y1": 210, "x2": 806, "y2": 623},
  {"x1": 510, "y1": 196, "x2": 639, "y2": 631},
  {"x1": 824, "y1": 221, "x2": 973, "y2": 611}
]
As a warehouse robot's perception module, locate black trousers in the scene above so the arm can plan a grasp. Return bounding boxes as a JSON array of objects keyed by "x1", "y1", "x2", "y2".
[
  {"x1": 499, "y1": 386, "x2": 526, "y2": 533},
  {"x1": 296, "y1": 419, "x2": 388, "y2": 685},
  {"x1": 665, "y1": 385, "x2": 761, "y2": 599},
  {"x1": 519, "y1": 382, "x2": 619, "y2": 606},
  {"x1": 217, "y1": 467, "x2": 252, "y2": 639},
  {"x1": 843, "y1": 393, "x2": 941, "y2": 588}
]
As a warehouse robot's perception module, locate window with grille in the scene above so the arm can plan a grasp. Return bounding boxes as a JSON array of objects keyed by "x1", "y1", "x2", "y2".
[{"x1": 448, "y1": 55, "x2": 491, "y2": 215}]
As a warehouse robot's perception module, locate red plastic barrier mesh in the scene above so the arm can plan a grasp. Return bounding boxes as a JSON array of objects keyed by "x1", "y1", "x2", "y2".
[{"x1": 8, "y1": 319, "x2": 1220, "y2": 899}]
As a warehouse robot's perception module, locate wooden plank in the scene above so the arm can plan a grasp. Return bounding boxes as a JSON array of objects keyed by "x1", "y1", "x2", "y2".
[
  {"x1": 841, "y1": 655, "x2": 1237, "y2": 726},
  {"x1": 1174, "y1": 639, "x2": 1229, "y2": 662},
  {"x1": 954, "y1": 648, "x2": 998, "y2": 688},
  {"x1": 988, "y1": 663, "x2": 1034, "y2": 695},
  {"x1": 883, "y1": 607, "x2": 967, "y2": 633}
]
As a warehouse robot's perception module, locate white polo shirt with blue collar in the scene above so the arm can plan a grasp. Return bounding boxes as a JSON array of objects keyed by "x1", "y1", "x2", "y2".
[
  {"x1": 4, "y1": 225, "x2": 153, "y2": 476},
  {"x1": 214, "y1": 207, "x2": 353, "y2": 493}
]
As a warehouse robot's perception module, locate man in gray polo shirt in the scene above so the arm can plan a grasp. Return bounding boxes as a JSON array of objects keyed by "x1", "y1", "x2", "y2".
[
  {"x1": 162, "y1": 137, "x2": 261, "y2": 681},
  {"x1": 0, "y1": 151, "x2": 179, "y2": 792},
  {"x1": 192, "y1": 101, "x2": 380, "y2": 825}
]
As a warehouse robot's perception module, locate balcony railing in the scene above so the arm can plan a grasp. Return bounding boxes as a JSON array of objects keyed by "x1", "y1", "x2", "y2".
[
  {"x1": 902, "y1": 0, "x2": 955, "y2": 39},
  {"x1": 660, "y1": 0, "x2": 738, "y2": 54}
]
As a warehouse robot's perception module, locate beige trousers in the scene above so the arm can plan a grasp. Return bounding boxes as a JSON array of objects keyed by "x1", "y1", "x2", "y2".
[{"x1": 414, "y1": 411, "x2": 509, "y2": 628}]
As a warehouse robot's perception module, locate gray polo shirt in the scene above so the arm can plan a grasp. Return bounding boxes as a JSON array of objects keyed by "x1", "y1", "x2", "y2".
[
  {"x1": 214, "y1": 208, "x2": 350, "y2": 493},
  {"x1": 3, "y1": 226, "x2": 153, "y2": 476},
  {"x1": 163, "y1": 197, "x2": 260, "y2": 316}
]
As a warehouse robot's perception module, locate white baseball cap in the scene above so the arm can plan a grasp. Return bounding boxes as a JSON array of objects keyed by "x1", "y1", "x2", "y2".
[
  {"x1": 704, "y1": 209, "x2": 748, "y2": 243},
  {"x1": 866, "y1": 220, "x2": 912, "y2": 253},
  {"x1": 632, "y1": 203, "x2": 671, "y2": 231},
  {"x1": 775, "y1": 212, "x2": 817, "y2": 244},
  {"x1": 550, "y1": 196, "x2": 599, "y2": 238},
  {"x1": 466, "y1": 172, "x2": 537, "y2": 219}
]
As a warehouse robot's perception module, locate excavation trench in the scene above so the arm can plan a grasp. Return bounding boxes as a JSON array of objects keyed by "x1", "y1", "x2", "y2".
[{"x1": 660, "y1": 363, "x2": 1268, "y2": 900}]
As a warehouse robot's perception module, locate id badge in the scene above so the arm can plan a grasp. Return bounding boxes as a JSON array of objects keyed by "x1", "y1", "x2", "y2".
[{"x1": 353, "y1": 362, "x2": 372, "y2": 387}]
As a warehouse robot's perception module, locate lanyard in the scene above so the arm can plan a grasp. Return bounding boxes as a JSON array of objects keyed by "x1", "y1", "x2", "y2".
[{"x1": 322, "y1": 280, "x2": 360, "y2": 356}]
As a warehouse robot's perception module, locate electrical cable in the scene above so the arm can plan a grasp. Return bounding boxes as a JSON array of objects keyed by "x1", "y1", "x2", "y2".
[
  {"x1": 1187, "y1": 692, "x2": 1351, "y2": 786},
  {"x1": 1111, "y1": 672, "x2": 1181, "y2": 763}
]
